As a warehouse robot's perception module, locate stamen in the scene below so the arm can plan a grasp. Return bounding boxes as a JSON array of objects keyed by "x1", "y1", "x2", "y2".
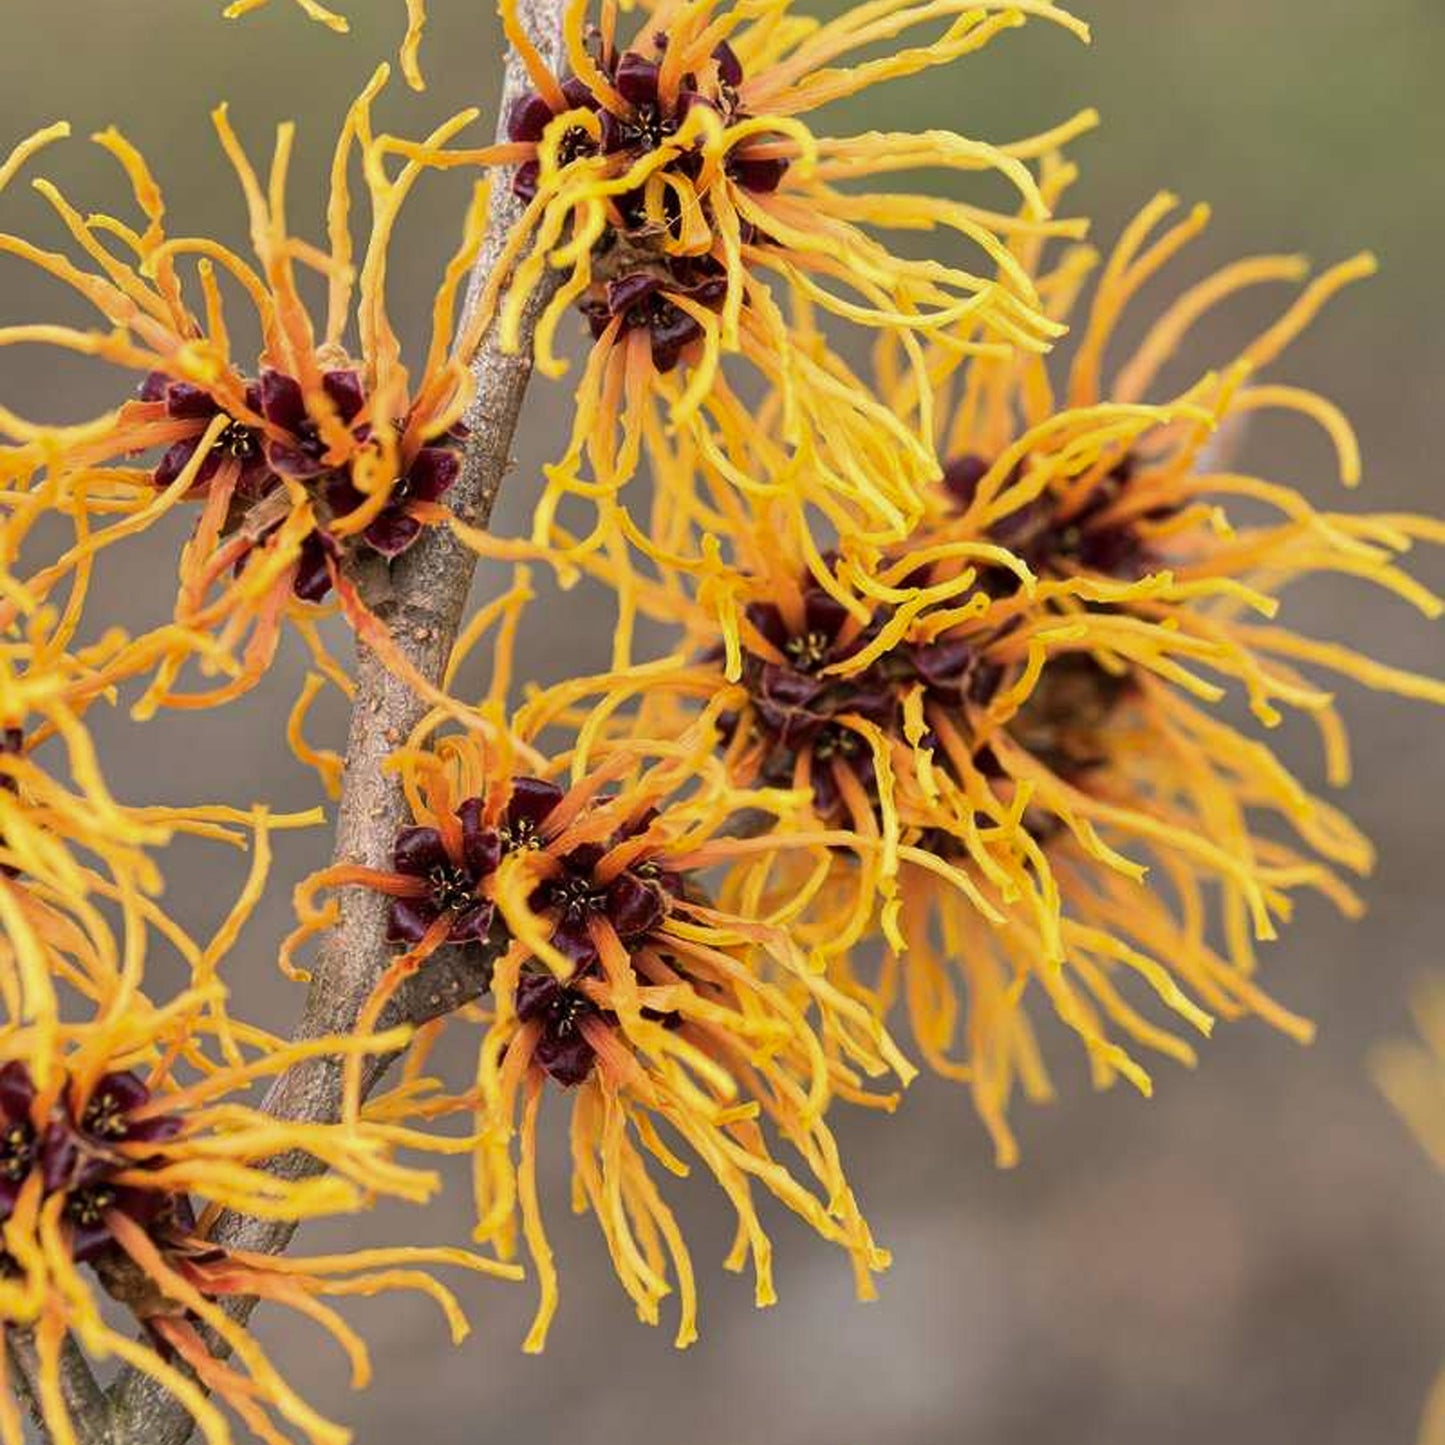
[
  {"x1": 428, "y1": 862, "x2": 477, "y2": 913},
  {"x1": 81, "y1": 1091, "x2": 131, "y2": 1140}
]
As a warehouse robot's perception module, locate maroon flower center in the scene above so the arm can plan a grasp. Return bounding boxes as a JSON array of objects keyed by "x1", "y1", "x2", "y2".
[
  {"x1": 144, "y1": 367, "x2": 461, "y2": 603},
  {"x1": 611, "y1": 98, "x2": 679, "y2": 152},
  {"x1": 81, "y1": 1088, "x2": 136, "y2": 1141},
  {"x1": 784, "y1": 630, "x2": 832, "y2": 673},
  {"x1": 812, "y1": 723, "x2": 865, "y2": 764},
  {"x1": 624, "y1": 290, "x2": 681, "y2": 333},
  {"x1": 943, "y1": 449, "x2": 1174, "y2": 583},
  {"x1": 581, "y1": 256, "x2": 728, "y2": 372},
  {"x1": 498, "y1": 815, "x2": 542, "y2": 852},
  {"x1": 508, "y1": 42, "x2": 762, "y2": 177},
  {"x1": 556, "y1": 124, "x2": 596, "y2": 165},
  {"x1": 552, "y1": 874, "x2": 607, "y2": 923},
  {"x1": 516, "y1": 971, "x2": 605, "y2": 1088},
  {"x1": 726, "y1": 578, "x2": 1013, "y2": 825},
  {"x1": 386, "y1": 803, "x2": 500, "y2": 949},
  {"x1": 506, "y1": 39, "x2": 787, "y2": 373},
  {"x1": 536, "y1": 984, "x2": 593, "y2": 1038},
  {"x1": 428, "y1": 862, "x2": 478, "y2": 915},
  {"x1": 215, "y1": 418, "x2": 261, "y2": 462},
  {"x1": 65, "y1": 1184, "x2": 116, "y2": 1229},
  {"x1": 0, "y1": 1063, "x2": 183, "y2": 1263}
]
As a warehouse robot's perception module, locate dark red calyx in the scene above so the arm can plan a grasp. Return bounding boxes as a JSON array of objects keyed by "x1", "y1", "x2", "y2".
[
  {"x1": 582, "y1": 256, "x2": 726, "y2": 371},
  {"x1": 713, "y1": 40, "x2": 744, "y2": 87},
  {"x1": 748, "y1": 587, "x2": 851, "y2": 661},
  {"x1": 164, "y1": 381, "x2": 225, "y2": 420},
  {"x1": 145, "y1": 373, "x2": 269, "y2": 496},
  {"x1": 943, "y1": 448, "x2": 1171, "y2": 583},
  {"x1": 0, "y1": 1063, "x2": 37, "y2": 1217},
  {"x1": 288, "y1": 531, "x2": 338, "y2": 604},
  {"x1": 260, "y1": 371, "x2": 324, "y2": 479},
  {"x1": 257, "y1": 367, "x2": 368, "y2": 481},
  {"x1": 387, "y1": 798, "x2": 501, "y2": 947},
  {"x1": 528, "y1": 817, "x2": 678, "y2": 969},
  {"x1": 726, "y1": 151, "x2": 788, "y2": 193},
  {"x1": 498, "y1": 776, "x2": 566, "y2": 853},
  {"x1": 736, "y1": 587, "x2": 883, "y2": 813},
  {"x1": 72, "y1": 1072, "x2": 182, "y2": 1154},
  {"x1": 507, "y1": 76, "x2": 603, "y2": 198},
  {"x1": 316, "y1": 439, "x2": 462, "y2": 563},
  {"x1": 941, "y1": 452, "x2": 992, "y2": 509},
  {"x1": 508, "y1": 37, "x2": 786, "y2": 202},
  {"x1": 731, "y1": 571, "x2": 1024, "y2": 824},
  {"x1": 0, "y1": 1066, "x2": 184, "y2": 1260},
  {"x1": 516, "y1": 971, "x2": 603, "y2": 1087},
  {"x1": 215, "y1": 419, "x2": 261, "y2": 461}
]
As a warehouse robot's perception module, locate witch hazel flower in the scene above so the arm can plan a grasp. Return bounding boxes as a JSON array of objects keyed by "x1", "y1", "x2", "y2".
[
  {"x1": 139, "y1": 366, "x2": 465, "y2": 604},
  {"x1": 288, "y1": 716, "x2": 910, "y2": 1349},
  {"x1": 0, "y1": 73, "x2": 485, "y2": 712},
  {"x1": 0, "y1": 1004, "x2": 520, "y2": 1445},
  {"x1": 387, "y1": 0, "x2": 1094, "y2": 576}
]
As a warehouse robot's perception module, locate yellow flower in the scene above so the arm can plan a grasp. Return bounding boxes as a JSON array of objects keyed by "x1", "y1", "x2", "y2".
[
  {"x1": 563, "y1": 183, "x2": 1445, "y2": 1164},
  {"x1": 0, "y1": 76, "x2": 487, "y2": 713},
  {"x1": 527, "y1": 536, "x2": 1265, "y2": 1166},
  {"x1": 801, "y1": 194, "x2": 1443, "y2": 1158},
  {"x1": 292, "y1": 695, "x2": 909, "y2": 1349},
  {"x1": 0, "y1": 617, "x2": 316, "y2": 1041},
  {"x1": 0, "y1": 996, "x2": 519, "y2": 1445},
  {"x1": 392, "y1": 0, "x2": 1094, "y2": 571}
]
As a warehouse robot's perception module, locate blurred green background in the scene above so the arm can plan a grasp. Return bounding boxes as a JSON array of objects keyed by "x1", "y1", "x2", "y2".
[{"x1": 3, "y1": 2, "x2": 1443, "y2": 1442}]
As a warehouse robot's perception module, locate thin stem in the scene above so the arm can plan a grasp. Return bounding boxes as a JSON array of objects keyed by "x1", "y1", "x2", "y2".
[
  {"x1": 7, "y1": 1329, "x2": 113, "y2": 1445},
  {"x1": 97, "y1": 6, "x2": 568, "y2": 1442}
]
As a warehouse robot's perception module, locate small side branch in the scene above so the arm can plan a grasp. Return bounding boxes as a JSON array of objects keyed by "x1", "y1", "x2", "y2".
[{"x1": 7, "y1": 1329, "x2": 113, "y2": 1445}]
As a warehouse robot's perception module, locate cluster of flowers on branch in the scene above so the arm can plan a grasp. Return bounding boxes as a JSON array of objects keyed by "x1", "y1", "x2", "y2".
[{"x1": 0, "y1": 1, "x2": 1440, "y2": 1442}]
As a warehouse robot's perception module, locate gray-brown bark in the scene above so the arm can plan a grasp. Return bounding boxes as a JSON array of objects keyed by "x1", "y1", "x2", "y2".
[{"x1": 13, "y1": 7, "x2": 568, "y2": 1441}]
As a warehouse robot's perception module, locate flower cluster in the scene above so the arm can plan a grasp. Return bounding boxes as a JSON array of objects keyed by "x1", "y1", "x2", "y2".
[
  {"x1": 392, "y1": 0, "x2": 1093, "y2": 575},
  {"x1": 0, "y1": 1, "x2": 1440, "y2": 1442},
  {"x1": 288, "y1": 714, "x2": 908, "y2": 1347},
  {"x1": 0, "y1": 1002, "x2": 516, "y2": 1445},
  {"x1": 0, "y1": 613, "x2": 518, "y2": 1443},
  {"x1": 539, "y1": 189, "x2": 1444, "y2": 1162},
  {"x1": 0, "y1": 74, "x2": 530, "y2": 1439},
  {"x1": 0, "y1": 78, "x2": 486, "y2": 717},
  {"x1": 141, "y1": 365, "x2": 464, "y2": 599}
]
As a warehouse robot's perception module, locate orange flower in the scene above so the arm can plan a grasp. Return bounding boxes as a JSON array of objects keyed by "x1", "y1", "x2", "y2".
[
  {"x1": 0, "y1": 74, "x2": 488, "y2": 713},
  {"x1": 386, "y1": 0, "x2": 1093, "y2": 573},
  {"x1": 292, "y1": 705, "x2": 909, "y2": 1348},
  {"x1": 0, "y1": 998, "x2": 518, "y2": 1445},
  {"x1": 553, "y1": 182, "x2": 1445, "y2": 1163}
]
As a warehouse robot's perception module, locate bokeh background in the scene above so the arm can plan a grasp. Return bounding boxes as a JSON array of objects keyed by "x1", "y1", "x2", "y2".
[{"x1": 4, "y1": 1, "x2": 1444, "y2": 1442}]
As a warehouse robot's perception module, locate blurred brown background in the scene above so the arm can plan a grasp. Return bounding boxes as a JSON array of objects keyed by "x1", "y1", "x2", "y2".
[{"x1": 3, "y1": 1, "x2": 1444, "y2": 1442}]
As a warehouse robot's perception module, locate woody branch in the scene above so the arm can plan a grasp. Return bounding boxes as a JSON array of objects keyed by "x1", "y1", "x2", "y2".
[{"x1": 6, "y1": 4, "x2": 568, "y2": 1442}]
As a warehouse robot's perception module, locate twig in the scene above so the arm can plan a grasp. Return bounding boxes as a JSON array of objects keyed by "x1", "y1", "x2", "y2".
[
  {"x1": 97, "y1": 7, "x2": 568, "y2": 1442},
  {"x1": 7, "y1": 1329, "x2": 113, "y2": 1445}
]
